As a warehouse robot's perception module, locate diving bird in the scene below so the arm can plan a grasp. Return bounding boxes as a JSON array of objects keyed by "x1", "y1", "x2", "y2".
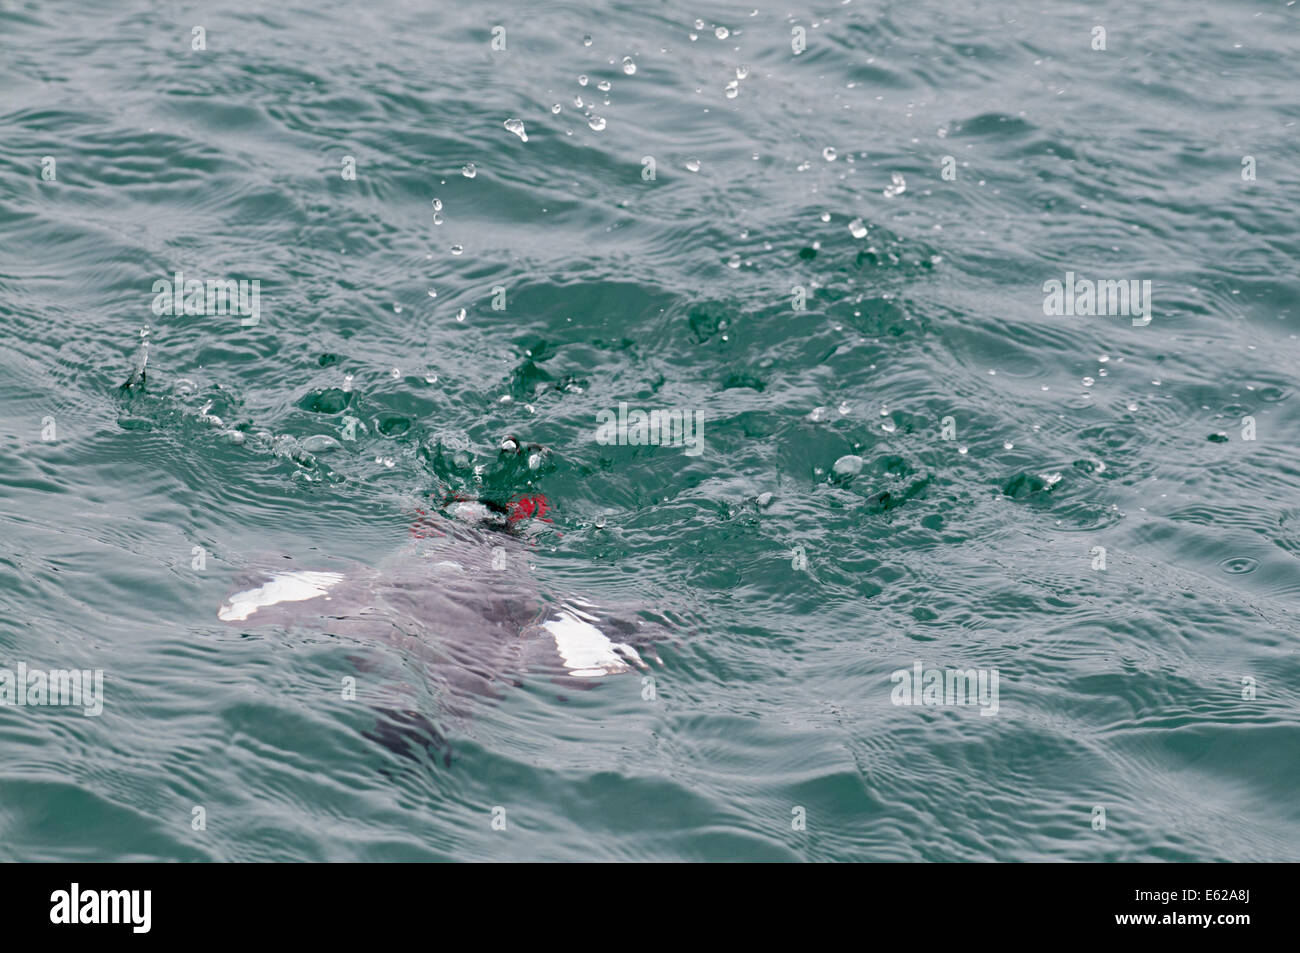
[{"x1": 216, "y1": 490, "x2": 666, "y2": 763}]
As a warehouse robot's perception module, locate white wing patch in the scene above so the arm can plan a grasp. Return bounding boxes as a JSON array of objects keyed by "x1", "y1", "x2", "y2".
[
  {"x1": 217, "y1": 571, "x2": 345, "y2": 622},
  {"x1": 543, "y1": 606, "x2": 644, "y2": 678}
]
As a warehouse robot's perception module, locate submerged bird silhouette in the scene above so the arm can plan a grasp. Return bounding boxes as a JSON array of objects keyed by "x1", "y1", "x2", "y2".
[{"x1": 217, "y1": 467, "x2": 667, "y2": 765}]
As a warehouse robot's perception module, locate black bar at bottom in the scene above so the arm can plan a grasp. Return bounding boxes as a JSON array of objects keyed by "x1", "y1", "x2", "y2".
[{"x1": 0, "y1": 862, "x2": 1278, "y2": 940}]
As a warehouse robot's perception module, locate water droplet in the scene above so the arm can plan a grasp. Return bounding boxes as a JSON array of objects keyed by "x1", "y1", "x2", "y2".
[
  {"x1": 685, "y1": 158, "x2": 701, "y2": 172},
  {"x1": 432, "y1": 198, "x2": 443, "y2": 211},
  {"x1": 588, "y1": 115, "x2": 606, "y2": 131},
  {"x1": 455, "y1": 308, "x2": 467, "y2": 322},
  {"x1": 715, "y1": 26, "x2": 730, "y2": 39},
  {"x1": 958, "y1": 446, "x2": 968, "y2": 455},
  {"x1": 427, "y1": 289, "x2": 437, "y2": 297},
  {"x1": 391, "y1": 367, "x2": 401, "y2": 379},
  {"x1": 301, "y1": 435, "x2": 342, "y2": 453},
  {"x1": 883, "y1": 171, "x2": 907, "y2": 197},
  {"x1": 809, "y1": 406, "x2": 830, "y2": 422},
  {"x1": 393, "y1": 303, "x2": 402, "y2": 313},
  {"x1": 451, "y1": 244, "x2": 464, "y2": 255},
  {"x1": 727, "y1": 254, "x2": 741, "y2": 268},
  {"x1": 881, "y1": 419, "x2": 897, "y2": 433},
  {"x1": 1219, "y1": 556, "x2": 1258, "y2": 574},
  {"x1": 823, "y1": 147, "x2": 837, "y2": 161},
  {"x1": 736, "y1": 65, "x2": 750, "y2": 79},
  {"x1": 622, "y1": 56, "x2": 636, "y2": 75},
  {"x1": 694, "y1": 19, "x2": 705, "y2": 29},
  {"x1": 832, "y1": 454, "x2": 864, "y2": 477},
  {"x1": 551, "y1": 103, "x2": 562, "y2": 113},
  {"x1": 848, "y1": 218, "x2": 868, "y2": 239},
  {"x1": 1003, "y1": 441, "x2": 1014, "y2": 450},
  {"x1": 578, "y1": 74, "x2": 589, "y2": 86},
  {"x1": 461, "y1": 163, "x2": 476, "y2": 178},
  {"x1": 504, "y1": 118, "x2": 528, "y2": 141},
  {"x1": 597, "y1": 79, "x2": 611, "y2": 91},
  {"x1": 1082, "y1": 376, "x2": 1095, "y2": 387},
  {"x1": 725, "y1": 81, "x2": 739, "y2": 98},
  {"x1": 433, "y1": 212, "x2": 443, "y2": 225},
  {"x1": 582, "y1": 34, "x2": 592, "y2": 46},
  {"x1": 573, "y1": 95, "x2": 584, "y2": 107}
]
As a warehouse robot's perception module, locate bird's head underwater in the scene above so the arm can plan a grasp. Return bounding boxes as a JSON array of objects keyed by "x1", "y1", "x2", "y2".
[{"x1": 411, "y1": 435, "x2": 553, "y2": 538}]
